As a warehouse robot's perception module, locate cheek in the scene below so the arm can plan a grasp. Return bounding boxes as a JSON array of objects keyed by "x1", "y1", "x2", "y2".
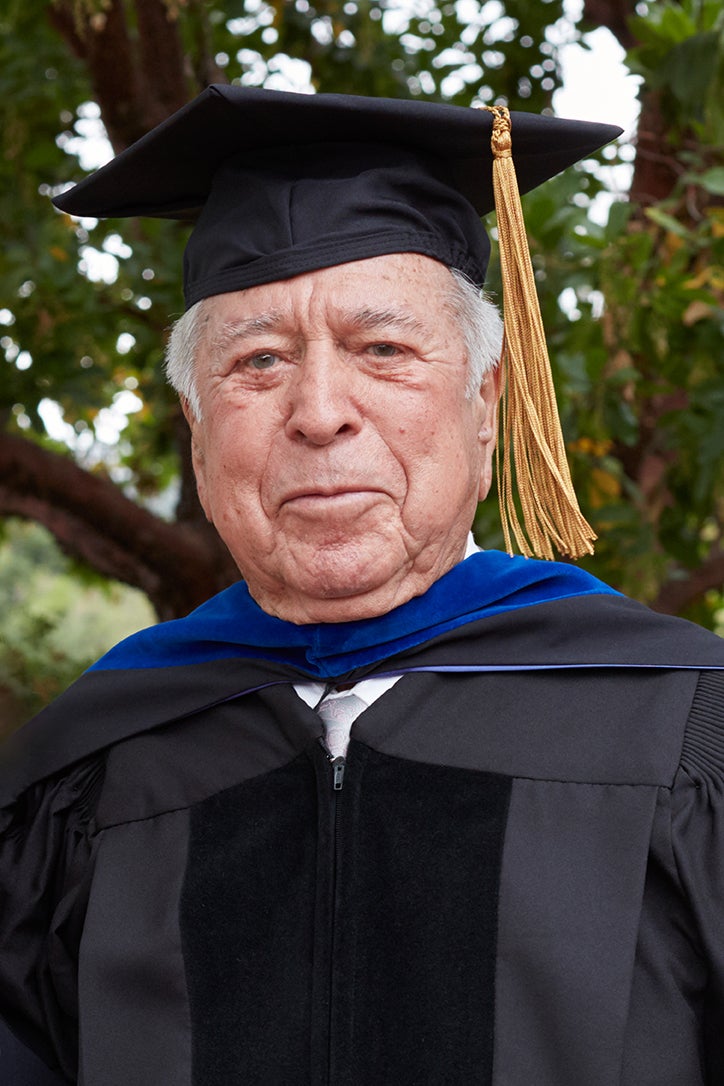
[
  {"x1": 397, "y1": 411, "x2": 483, "y2": 509},
  {"x1": 189, "y1": 424, "x2": 213, "y2": 517},
  {"x1": 193, "y1": 412, "x2": 268, "y2": 512}
]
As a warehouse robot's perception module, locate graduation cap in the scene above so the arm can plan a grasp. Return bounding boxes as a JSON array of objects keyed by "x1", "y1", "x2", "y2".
[{"x1": 53, "y1": 85, "x2": 621, "y2": 562}]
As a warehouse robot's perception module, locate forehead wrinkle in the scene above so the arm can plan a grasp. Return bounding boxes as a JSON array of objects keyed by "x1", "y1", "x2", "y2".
[
  {"x1": 342, "y1": 306, "x2": 428, "y2": 335},
  {"x1": 210, "y1": 310, "x2": 287, "y2": 354}
]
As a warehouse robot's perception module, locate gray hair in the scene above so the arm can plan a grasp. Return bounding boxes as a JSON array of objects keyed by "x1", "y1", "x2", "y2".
[
  {"x1": 164, "y1": 266, "x2": 502, "y2": 418},
  {"x1": 165, "y1": 298, "x2": 207, "y2": 420},
  {"x1": 446, "y1": 268, "x2": 502, "y2": 397}
]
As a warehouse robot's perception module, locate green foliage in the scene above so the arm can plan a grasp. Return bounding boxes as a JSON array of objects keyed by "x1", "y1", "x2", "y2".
[
  {"x1": 477, "y1": 0, "x2": 724, "y2": 620},
  {"x1": 227, "y1": 0, "x2": 566, "y2": 104},
  {"x1": 628, "y1": 0, "x2": 724, "y2": 139},
  {"x1": 1, "y1": 0, "x2": 565, "y2": 478},
  {"x1": 2, "y1": 0, "x2": 724, "y2": 654},
  {"x1": 0, "y1": 520, "x2": 154, "y2": 732}
]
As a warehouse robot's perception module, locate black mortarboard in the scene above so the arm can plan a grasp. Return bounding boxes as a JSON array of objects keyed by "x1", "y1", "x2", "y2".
[
  {"x1": 53, "y1": 84, "x2": 621, "y2": 309},
  {"x1": 53, "y1": 86, "x2": 622, "y2": 563}
]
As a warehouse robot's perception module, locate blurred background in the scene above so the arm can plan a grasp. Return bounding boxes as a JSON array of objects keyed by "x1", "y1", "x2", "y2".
[{"x1": 1, "y1": 0, "x2": 722, "y2": 732}]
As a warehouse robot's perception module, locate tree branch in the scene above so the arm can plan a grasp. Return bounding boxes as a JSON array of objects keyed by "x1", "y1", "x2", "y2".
[
  {"x1": 134, "y1": 0, "x2": 189, "y2": 126},
  {"x1": 48, "y1": 0, "x2": 190, "y2": 152},
  {"x1": 651, "y1": 549, "x2": 724, "y2": 615},
  {"x1": 582, "y1": 0, "x2": 638, "y2": 51},
  {"x1": 630, "y1": 90, "x2": 682, "y2": 207},
  {"x1": 0, "y1": 431, "x2": 238, "y2": 619}
]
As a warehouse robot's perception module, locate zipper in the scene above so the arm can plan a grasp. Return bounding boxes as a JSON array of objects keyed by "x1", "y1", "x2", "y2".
[
  {"x1": 317, "y1": 736, "x2": 347, "y2": 792},
  {"x1": 314, "y1": 684, "x2": 349, "y2": 793},
  {"x1": 314, "y1": 736, "x2": 347, "y2": 1084},
  {"x1": 329, "y1": 750, "x2": 345, "y2": 1085},
  {"x1": 331, "y1": 756, "x2": 345, "y2": 791},
  {"x1": 313, "y1": 679, "x2": 351, "y2": 1082}
]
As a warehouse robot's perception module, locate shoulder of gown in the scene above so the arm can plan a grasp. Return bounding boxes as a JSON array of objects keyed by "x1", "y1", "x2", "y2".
[
  {"x1": 670, "y1": 668, "x2": 724, "y2": 1080},
  {"x1": 0, "y1": 754, "x2": 105, "y2": 1079}
]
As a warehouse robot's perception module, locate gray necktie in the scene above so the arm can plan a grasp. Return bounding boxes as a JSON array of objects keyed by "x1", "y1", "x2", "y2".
[{"x1": 317, "y1": 691, "x2": 367, "y2": 758}]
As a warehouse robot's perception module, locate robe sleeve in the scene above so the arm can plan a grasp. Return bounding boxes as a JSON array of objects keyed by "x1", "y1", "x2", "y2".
[
  {"x1": 0, "y1": 756, "x2": 104, "y2": 1082},
  {"x1": 671, "y1": 669, "x2": 724, "y2": 1083}
]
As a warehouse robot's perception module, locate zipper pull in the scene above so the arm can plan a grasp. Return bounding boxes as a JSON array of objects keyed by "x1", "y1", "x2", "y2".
[{"x1": 331, "y1": 757, "x2": 346, "y2": 791}]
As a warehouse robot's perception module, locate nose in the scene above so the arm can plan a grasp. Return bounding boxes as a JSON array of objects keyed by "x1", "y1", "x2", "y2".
[{"x1": 284, "y1": 347, "x2": 361, "y2": 446}]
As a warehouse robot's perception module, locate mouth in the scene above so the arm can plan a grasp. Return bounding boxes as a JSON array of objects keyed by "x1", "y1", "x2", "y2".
[{"x1": 280, "y1": 487, "x2": 384, "y2": 511}]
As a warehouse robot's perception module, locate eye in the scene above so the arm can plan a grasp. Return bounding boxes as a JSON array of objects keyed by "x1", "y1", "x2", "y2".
[
  {"x1": 246, "y1": 351, "x2": 280, "y2": 370},
  {"x1": 367, "y1": 343, "x2": 400, "y2": 357}
]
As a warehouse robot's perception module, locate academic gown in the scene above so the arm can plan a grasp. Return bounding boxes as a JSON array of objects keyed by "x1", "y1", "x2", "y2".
[{"x1": 1, "y1": 551, "x2": 724, "y2": 1085}]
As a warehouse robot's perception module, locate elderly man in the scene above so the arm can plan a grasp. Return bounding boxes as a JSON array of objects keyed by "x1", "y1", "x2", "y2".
[{"x1": 1, "y1": 87, "x2": 724, "y2": 1085}]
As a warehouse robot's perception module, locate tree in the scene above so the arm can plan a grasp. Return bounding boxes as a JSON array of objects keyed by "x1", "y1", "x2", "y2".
[
  {"x1": 475, "y1": 0, "x2": 724, "y2": 626},
  {"x1": 1, "y1": 0, "x2": 722, "y2": 628},
  {"x1": 0, "y1": 519, "x2": 153, "y2": 734}
]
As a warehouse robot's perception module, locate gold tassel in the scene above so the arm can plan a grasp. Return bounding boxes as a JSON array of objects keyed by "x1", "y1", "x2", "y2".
[{"x1": 479, "y1": 104, "x2": 596, "y2": 560}]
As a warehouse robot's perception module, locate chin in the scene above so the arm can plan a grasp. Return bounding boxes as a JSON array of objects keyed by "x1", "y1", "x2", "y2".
[
  {"x1": 300, "y1": 554, "x2": 393, "y2": 602},
  {"x1": 269, "y1": 544, "x2": 409, "y2": 623},
  {"x1": 289, "y1": 584, "x2": 410, "y2": 624}
]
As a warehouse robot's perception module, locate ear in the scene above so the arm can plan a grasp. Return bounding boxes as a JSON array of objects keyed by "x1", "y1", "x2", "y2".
[
  {"x1": 476, "y1": 365, "x2": 501, "y2": 502},
  {"x1": 179, "y1": 396, "x2": 211, "y2": 520},
  {"x1": 179, "y1": 393, "x2": 198, "y2": 430}
]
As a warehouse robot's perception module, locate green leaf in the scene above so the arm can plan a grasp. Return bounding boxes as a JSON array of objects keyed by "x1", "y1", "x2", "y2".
[
  {"x1": 694, "y1": 166, "x2": 724, "y2": 195},
  {"x1": 667, "y1": 30, "x2": 720, "y2": 104},
  {"x1": 643, "y1": 206, "x2": 693, "y2": 239}
]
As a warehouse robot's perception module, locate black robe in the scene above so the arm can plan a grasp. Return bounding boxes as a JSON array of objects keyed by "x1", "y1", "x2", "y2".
[{"x1": 1, "y1": 560, "x2": 724, "y2": 1085}]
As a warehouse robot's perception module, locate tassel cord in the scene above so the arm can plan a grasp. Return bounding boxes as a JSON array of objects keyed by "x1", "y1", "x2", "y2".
[{"x1": 480, "y1": 104, "x2": 596, "y2": 559}]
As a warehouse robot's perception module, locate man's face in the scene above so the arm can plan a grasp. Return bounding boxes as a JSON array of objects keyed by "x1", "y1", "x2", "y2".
[{"x1": 185, "y1": 253, "x2": 499, "y2": 623}]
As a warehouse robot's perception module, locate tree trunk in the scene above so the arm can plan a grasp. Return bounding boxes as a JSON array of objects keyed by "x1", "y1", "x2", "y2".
[
  {"x1": 0, "y1": 431, "x2": 238, "y2": 621},
  {"x1": 47, "y1": 0, "x2": 190, "y2": 152},
  {"x1": 0, "y1": 0, "x2": 241, "y2": 620}
]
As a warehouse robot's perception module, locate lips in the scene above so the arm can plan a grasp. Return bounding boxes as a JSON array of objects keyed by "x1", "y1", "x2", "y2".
[
  {"x1": 282, "y1": 486, "x2": 372, "y2": 503},
  {"x1": 279, "y1": 487, "x2": 387, "y2": 514}
]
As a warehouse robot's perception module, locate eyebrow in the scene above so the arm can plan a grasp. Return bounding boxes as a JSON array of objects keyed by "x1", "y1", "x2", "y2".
[
  {"x1": 342, "y1": 307, "x2": 427, "y2": 335},
  {"x1": 210, "y1": 312, "x2": 286, "y2": 354},
  {"x1": 210, "y1": 305, "x2": 427, "y2": 354}
]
